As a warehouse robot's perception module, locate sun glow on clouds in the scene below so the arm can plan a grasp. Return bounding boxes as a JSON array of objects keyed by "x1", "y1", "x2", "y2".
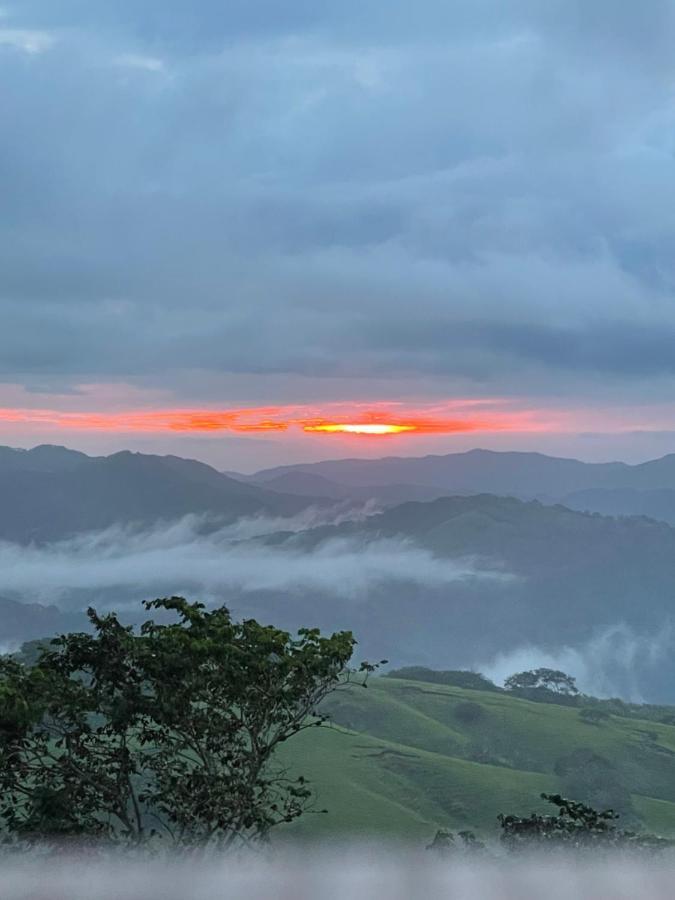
[{"x1": 0, "y1": 402, "x2": 552, "y2": 438}]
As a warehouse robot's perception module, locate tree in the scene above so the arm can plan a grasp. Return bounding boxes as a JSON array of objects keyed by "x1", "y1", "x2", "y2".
[
  {"x1": 0, "y1": 597, "x2": 377, "y2": 849},
  {"x1": 504, "y1": 668, "x2": 578, "y2": 696},
  {"x1": 498, "y1": 793, "x2": 669, "y2": 852}
]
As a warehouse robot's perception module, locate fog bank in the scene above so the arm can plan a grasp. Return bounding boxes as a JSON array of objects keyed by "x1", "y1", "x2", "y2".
[
  {"x1": 2, "y1": 854, "x2": 674, "y2": 900},
  {"x1": 0, "y1": 514, "x2": 505, "y2": 609}
]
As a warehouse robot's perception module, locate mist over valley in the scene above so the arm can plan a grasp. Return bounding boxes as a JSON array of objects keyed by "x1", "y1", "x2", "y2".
[{"x1": 6, "y1": 444, "x2": 675, "y2": 703}]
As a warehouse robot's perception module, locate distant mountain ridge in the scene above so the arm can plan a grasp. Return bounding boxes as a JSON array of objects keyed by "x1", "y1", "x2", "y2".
[
  {"x1": 241, "y1": 448, "x2": 675, "y2": 492},
  {"x1": 234, "y1": 448, "x2": 675, "y2": 523},
  {"x1": 0, "y1": 444, "x2": 89, "y2": 472},
  {"x1": 0, "y1": 444, "x2": 324, "y2": 543},
  {"x1": 6, "y1": 447, "x2": 675, "y2": 701},
  {"x1": 0, "y1": 595, "x2": 84, "y2": 646},
  {"x1": 8, "y1": 444, "x2": 675, "y2": 545}
]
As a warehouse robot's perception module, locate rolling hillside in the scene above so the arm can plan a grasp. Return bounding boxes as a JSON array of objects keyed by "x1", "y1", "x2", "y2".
[{"x1": 277, "y1": 675, "x2": 675, "y2": 841}]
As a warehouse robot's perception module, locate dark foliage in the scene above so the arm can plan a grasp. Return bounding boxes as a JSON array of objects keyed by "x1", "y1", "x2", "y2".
[
  {"x1": 386, "y1": 667, "x2": 500, "y2": 692},
  {"x1": 498, "y1": 794, "x2": 669, "y2": 852},
  {"x1": 503, "y1": 669, "x2": 580, "y2": 706},
  {"x1": 504, "y1": 668, "x2": 579, "y2": 695},
  {"x1": 0, "y1": 597, "x2": 375, "y2": 849}
]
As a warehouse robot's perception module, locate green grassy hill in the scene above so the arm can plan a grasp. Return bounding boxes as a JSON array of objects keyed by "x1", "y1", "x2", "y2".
[{"x1": 277, "y1": 675, "x2": 675, "y2": 841}]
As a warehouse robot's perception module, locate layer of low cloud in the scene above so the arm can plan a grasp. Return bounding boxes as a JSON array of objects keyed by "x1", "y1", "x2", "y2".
[
  {"x1": 0, "y1": 514, "x2": 502, "y2": 609},
  {"x1": 2, "y1": 0, "x2": 675, "y2": 415}
]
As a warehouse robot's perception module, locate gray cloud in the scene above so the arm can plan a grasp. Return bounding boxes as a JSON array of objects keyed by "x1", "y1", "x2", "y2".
[{"x1": 3, "y1": 1, "x2": 675, "y2": 400}]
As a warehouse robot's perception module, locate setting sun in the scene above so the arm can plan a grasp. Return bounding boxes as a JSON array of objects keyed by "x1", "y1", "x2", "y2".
[{"x1": 302, "y1": 423, "x2": 417, "y2": 435}]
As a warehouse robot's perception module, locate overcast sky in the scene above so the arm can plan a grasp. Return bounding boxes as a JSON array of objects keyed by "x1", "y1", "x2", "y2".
[{"x1": 3, "y1": 1, "x2": 675, "y2": 469}]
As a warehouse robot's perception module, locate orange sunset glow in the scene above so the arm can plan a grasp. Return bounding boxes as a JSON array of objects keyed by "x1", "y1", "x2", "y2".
[{"x1": 0, "y1": 402, "x2": 556, "y2": 437}]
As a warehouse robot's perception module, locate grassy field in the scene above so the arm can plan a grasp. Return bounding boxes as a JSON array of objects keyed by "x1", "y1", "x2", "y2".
[{"x1": 277, "y1": 676, "x2": 675, "y2": 842}]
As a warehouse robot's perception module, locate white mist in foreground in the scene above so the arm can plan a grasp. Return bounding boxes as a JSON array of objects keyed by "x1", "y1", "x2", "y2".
[{"x1": 2, "y1": 853, "x2": 674, "y2": 900}]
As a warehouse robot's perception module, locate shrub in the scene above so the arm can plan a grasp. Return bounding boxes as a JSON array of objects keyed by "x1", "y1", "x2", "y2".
[{"x1": 499, "y1": 793, "x2": 669, "y2": 852}]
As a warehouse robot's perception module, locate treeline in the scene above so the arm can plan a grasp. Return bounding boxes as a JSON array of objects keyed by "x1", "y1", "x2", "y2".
[{"x1": 386, "y1": 666, "x2": 675, "y2": 725}]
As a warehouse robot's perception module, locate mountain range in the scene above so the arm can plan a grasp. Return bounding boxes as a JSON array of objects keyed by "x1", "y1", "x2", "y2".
[
  {"x1": 0, "y1": 444, "x2": 318, "y2": 544},
  {"x1": 9, "y1": 444, "x2": 675, "y2": 542},
  {"x1": 6, "y1": 444, "x2": 675, "y2": 701},
  {"x1": 233, "y1": 448, "x2": 675, "y2": 523}
]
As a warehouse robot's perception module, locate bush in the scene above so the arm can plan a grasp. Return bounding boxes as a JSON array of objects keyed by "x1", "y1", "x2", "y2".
[{"x1": 499, "y1": 793, "x2": 669, "y2": 852}]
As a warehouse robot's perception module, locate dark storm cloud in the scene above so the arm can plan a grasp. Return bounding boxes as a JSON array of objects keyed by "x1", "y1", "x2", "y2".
[{"x1": 3, "y1": 0, "x2": 675, "y2": 395}]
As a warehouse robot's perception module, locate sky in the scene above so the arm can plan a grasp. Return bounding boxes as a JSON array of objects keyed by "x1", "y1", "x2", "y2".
[{"x1": 3, "y1": 0, "x2": 675, "y2": 470}]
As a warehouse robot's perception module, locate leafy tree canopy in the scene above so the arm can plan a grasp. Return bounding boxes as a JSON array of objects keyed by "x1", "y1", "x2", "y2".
[
  {"x1": 0, "y1": 597, "x2": 376, "y2": 850},
  {"x1": 504, "y1": 668, "x2": 579, "y2": 696}
]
